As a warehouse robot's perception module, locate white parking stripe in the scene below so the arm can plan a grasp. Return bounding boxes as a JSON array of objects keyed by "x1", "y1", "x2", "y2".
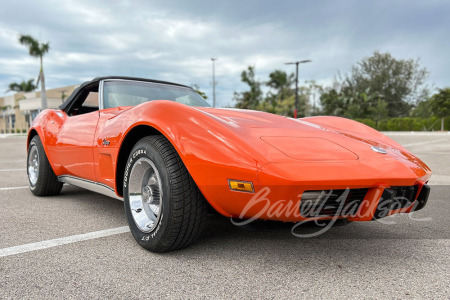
[
  {"x1": 0, "y1": 226, "x2": 130, "y2": 258},
  {"x1": 428, "y1": 175, "x2": 450, "y2": 185},
  {"x1": 402, "y1": 138, "x2": 448, "y2": 147},
  {"x1": 0, "y1": 186, "x2": 28, "y2": 191},
  {"x1": 0, "y1": 169, "x2": 25, "y2": 172}
]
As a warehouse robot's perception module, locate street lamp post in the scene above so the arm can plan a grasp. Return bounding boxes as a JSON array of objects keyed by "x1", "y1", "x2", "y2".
[
  {"x1": 211, "y1": 58, "x2": 217, "y2": 108},
  {"x1": 285, "y1": 59, "x2": 311, "y2": 118}
]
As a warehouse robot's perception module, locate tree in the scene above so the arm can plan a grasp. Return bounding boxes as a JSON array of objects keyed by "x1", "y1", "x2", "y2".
[
  {"x1": 320, "y1": 88, "x2": 345, "y2": 116},
  {"x1": 411, "y1": 100, "x2": 433, "y2": 118},
  {"x1": 342, "y1": 51, "x2": 429, "y2": 117},
  {"x1": 429, "y1": 88, "x2": 450, "y2": 131},
  {"x1": 233, "y1": 66, "x2": 263, "y2": 109},
  {"x1": 6, "y1": 79, "x2": 37, "y2": 93},
  {"x1": 369, "y1": 99, "x2": 389, "y2": 129},
  {"x1": 261, "y1": 70, "x2": 294, "y2": 113},
  {"x1": 303, "y1": 80, "x2": 322, "y2": 117},
  {"x1": 19, "y1": 34, "x2": 50, "y2": 110},
  {"x1": 264, "y1": 86, "x2": 310, "y2": 117},
  {"x1": 266, "y1": 70, "x2": 294, "y2": 102},
  {"x1": 191, "y1": 84, "x2": 208, "y2": 100}
]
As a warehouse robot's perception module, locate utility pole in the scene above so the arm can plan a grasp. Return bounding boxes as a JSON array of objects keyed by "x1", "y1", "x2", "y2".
[
  {"x1": 211, "y1": 58, "x2": 217, "y2": 108},
  {"x1": 285, "y1": 59, "x2": 311, "y2": 118}
]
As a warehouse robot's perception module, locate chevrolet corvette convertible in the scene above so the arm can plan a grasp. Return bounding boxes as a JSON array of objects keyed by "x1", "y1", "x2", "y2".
[{"x1": 27, "y1": 76, "x2": 431, "y2": 252}]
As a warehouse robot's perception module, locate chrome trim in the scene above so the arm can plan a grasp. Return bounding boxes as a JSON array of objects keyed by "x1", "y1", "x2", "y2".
[
  {"x1": 102, "y1": 78, "x2": 195, "y2": 91},
  {"x1": 128, "y1": 157, "x2": 163, "y2": 233},
  {"x1": 28, "y1": 144, "x2": 39, "y2": 186},
  {"x1": 99, "y1": 80, "x2": 105, "y2": 110},
  {"x1": 58, "y1": 175, "x2": 123, "y2": 200}
]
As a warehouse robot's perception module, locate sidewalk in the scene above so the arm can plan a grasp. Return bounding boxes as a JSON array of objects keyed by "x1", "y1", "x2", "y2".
[
  {"x1": 382, "y1": 131, "x2": 450, "y2": 136},
  {"x1": 0, "y1": 133, "x2": 28, "y2": 138}
]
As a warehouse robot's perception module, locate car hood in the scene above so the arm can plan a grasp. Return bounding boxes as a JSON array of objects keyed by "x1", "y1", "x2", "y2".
[{"x1": 194, "y1": 107, "x2": 431, "y2": 179}]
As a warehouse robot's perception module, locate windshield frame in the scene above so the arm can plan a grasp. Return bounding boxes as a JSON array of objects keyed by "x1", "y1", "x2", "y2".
[{"x1": 99, "y1": 78, "x2": 210, "y2": 110}]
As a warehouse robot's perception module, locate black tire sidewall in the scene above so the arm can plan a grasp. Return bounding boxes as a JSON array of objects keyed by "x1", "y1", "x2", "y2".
[{"x1": 123, "y1": 138, "x2": 172, "y2": 250}]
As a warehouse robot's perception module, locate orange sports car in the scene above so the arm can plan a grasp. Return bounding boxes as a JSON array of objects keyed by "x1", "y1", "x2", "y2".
[{"x1": 27, "y1": 76, "x2": 431, "y2": 252}]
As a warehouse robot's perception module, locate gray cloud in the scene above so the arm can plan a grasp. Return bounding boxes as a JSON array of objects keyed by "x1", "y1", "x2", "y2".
[{"x1": 0, "y1": 0, "x2": 449, "y2": 107}]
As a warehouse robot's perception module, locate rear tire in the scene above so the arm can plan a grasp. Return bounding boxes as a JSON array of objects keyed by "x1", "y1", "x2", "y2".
[
  {"x1": 123, "y1": 135, "x2": 208, "y2": 252},
  {"x1": 27, "y1": 135, "x2": 63, "y2": 196}
]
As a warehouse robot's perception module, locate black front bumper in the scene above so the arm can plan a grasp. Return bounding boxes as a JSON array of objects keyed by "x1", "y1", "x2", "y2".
[{"x1": 373, "y1": 184, "x2": 430, "y2": 219}]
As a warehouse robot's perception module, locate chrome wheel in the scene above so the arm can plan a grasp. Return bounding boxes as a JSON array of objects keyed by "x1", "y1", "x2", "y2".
[
  {"x1": 28, "y1": 144, "x2": 39, "y2": 186},
  {"x1": 128, "y1": 157, "x2": 163, "y2": 233}
]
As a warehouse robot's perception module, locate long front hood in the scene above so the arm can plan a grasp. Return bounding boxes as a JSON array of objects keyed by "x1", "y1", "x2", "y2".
[{"x1": 195, "y1": 107, "x2": 431, "y2": 182}]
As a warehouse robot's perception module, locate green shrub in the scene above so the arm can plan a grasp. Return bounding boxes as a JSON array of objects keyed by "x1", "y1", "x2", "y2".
[
  {"x1": 354, "y1": 116, "x2": 449, "y2": 131},
  {"x1": 354, "y1": 118, "x2": 376, "y2": 128}
]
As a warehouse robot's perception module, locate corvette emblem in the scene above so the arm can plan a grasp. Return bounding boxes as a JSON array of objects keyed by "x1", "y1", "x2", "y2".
[
  {"x1": 371, "y1": 146, "x2": 387, "y2": 154},
  {"x1": 102, "y1": 139, "x2": 110, "y2": 146}
]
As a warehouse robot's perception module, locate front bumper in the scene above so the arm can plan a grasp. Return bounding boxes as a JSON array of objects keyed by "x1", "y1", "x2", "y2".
[
  {"x1": 222, "y1": 182, "x2": 430, "y2": 222},
  {"x1": 199, "y1": 157, "x2": 431, "y2": 223}
]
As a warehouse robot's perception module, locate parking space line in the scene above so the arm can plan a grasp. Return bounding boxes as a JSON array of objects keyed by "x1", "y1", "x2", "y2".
[
  {"x1": 0, "y1": 186, "x2": 28, "y2": 191},
  {"x1": 0, "y1": 169, "x2": 25, "y2": 172},
  {"x1": 0, "y1": 226, "x2": 130, "y2": 258}
]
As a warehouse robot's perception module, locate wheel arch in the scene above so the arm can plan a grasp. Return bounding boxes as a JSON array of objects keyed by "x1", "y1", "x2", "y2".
[
  {"x1": 27, "y1": 128, "x2": 39, "y2": 150},
  {"x1": 27, "y1": 127, "x2": 57, "y2": 170},
  {"x1": 115, "y1": 124, "x2": 164, "y2": 197}
]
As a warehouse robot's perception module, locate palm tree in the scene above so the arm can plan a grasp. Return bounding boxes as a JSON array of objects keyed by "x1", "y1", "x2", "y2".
[
  {"x1": 6, "y1": 79, "x2": 37, "y2": 93},
  {"x1": 18, "y1": 34, "x2": 50, "y2": 110}
]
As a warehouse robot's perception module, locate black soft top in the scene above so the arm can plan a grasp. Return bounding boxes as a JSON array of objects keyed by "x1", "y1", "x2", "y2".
[{"x1": 59, "y1": 76, "x2": 192, "y2": 110}]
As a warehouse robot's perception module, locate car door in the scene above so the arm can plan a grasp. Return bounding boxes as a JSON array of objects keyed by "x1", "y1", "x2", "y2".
[
  {"x1": 46, "y1": 84, "x2": 100, "y2": 182},
  {"x1": 92, "y1": 80, "x2": 134, "y2": 189}
]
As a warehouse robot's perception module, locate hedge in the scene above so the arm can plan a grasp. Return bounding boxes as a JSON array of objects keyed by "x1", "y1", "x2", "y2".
[{"x1": 355, "y1": 117, "x2": 449, "y2": 131}]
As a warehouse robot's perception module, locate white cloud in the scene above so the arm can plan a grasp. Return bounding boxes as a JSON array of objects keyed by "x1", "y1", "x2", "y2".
[{"x1": 0, "y1": 0, "x2": 449, "y2": 105}]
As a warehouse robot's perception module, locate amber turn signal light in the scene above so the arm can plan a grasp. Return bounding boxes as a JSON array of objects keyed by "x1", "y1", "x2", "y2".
[{"x1": 228, "y1": 179, "x2": 254, "y2": 193}]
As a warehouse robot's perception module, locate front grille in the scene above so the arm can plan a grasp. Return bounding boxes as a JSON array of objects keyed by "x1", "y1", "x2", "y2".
[
  {"x1": 390, "y1": 185, "x2": 419, "y2": 208},
  {"x1": 373, "y1": 185, "x2": 419, "y2": 219},
  {"x1": 300, "y1": 188, "x2": 369, "y2": 217}
]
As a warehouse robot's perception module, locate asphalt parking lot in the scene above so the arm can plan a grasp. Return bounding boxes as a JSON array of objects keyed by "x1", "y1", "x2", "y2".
[{"x1": 0, "y1": 133, "x2": 449, "y2": 299}]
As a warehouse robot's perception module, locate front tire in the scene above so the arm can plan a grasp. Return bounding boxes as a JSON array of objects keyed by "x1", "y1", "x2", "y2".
[
  {"x1": 124, "y1": 136, "x2": 208, "y2": 252},
  {"x1": 27, "y1": 135, "x2": 63, "y2": 196}
]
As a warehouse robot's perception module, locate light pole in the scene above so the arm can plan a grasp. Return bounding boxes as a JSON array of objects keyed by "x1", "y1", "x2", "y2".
[
  {"x1": 285, "y1": 59, "x2": 311, "y2": 118},
  {"x1": 211, "y1": 58, "x2": 217, "y2": 108}
]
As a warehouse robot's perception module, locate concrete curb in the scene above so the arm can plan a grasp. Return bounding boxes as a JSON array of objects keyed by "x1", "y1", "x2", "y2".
[
  {"x1": 0, "y1": 133, "x2": 28, "y2": 138},
  {"x1": 382, "y1": 131, "x2": 450, "y2": 136}
]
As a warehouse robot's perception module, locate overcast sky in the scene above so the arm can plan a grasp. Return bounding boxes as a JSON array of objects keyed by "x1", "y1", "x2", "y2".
[{"x1": 1, "y1": 0, "x2": 449, "y2": 107}]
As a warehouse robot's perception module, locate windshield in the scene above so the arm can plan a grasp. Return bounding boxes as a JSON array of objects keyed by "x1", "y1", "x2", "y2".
[{"x1": 103, "y1": 80, "x2": 210, "y2": 109}]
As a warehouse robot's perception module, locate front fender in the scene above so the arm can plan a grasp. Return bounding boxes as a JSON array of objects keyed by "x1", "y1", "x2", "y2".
[{"x1": 101, "y1": 101, "x2": 265, "y2": 216}]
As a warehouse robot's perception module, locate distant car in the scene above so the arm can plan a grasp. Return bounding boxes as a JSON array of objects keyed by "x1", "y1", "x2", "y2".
[{"x1": 27, "y1": 76, "x2": 431, "y2": 252}]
